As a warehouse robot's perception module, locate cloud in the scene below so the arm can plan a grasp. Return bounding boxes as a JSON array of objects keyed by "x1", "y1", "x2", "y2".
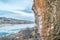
[
  {"x1": 9, "y1": 10, "x2": 34, "y2": 17},
  {"x1": 0, "y1": 0, "x2": 33, "y2": 10},
  {"x1": 9, "y1": 10, "x2": 35, "y2": 20},
  {"x1": 0, "y1": 0, "x2": 8, "y2": 3},
  {"x1": 0, "y1": 10, "x2": 35, "y2": 21},
  {"x1": 0, "y1": 0, "x2": 35, "y2": 21}
]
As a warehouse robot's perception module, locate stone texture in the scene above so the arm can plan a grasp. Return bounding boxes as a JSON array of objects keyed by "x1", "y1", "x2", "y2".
[{"x1": 32, "y1": 0, "x2": 60, "y2": 40}]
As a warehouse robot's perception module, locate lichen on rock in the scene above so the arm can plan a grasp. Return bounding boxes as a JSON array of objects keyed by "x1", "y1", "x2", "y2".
[{"x1": 32, "y1": 0, "x2": 60, "y2": 40}]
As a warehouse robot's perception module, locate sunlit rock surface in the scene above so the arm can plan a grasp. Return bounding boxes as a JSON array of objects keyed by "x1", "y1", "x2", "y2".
[{"x1": 32, "y1": 0, "x2": 60, "y2": 40}]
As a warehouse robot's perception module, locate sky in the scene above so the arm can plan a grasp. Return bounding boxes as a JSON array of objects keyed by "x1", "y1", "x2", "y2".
[{"x1": 0, "y1": 0, "x2": 35, "y2": 21}]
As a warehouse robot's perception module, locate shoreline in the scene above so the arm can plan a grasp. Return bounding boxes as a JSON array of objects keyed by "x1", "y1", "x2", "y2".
[
  {"x1": 0, "y1": 23, "x2": 35, "y2": 26},
  {"x1": 0, "y1": 27, "x2": 36, "y2": 40}
]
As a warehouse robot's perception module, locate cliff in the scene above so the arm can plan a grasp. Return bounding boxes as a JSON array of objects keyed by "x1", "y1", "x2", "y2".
[{"x1": 32, "y1": 0, "x2": 60, "y2": 40}]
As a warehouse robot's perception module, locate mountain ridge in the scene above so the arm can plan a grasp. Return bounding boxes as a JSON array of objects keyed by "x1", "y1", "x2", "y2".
[{"x1": 0, "y1": 17, "x2": 34, "y2": 24}]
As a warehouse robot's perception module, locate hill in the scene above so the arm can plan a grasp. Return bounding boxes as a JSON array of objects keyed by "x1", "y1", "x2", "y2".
[{"x1": 0, "y1": 17, "x2": 34, "y2": 24}]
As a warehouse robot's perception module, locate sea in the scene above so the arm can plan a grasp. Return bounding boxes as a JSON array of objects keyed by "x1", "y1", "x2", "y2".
[{"x1": 0, "y1": 24, "x2": 35, "y2": 37}]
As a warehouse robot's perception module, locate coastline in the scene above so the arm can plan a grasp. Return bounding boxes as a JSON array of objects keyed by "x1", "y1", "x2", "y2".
[{"x1": 0, "y1": 27, "x2": 36, "y2": 40}]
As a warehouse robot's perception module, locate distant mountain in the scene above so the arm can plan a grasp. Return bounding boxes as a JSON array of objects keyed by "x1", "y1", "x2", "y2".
[{"x1": 0, "y1": 17, "x2": 34, "y2": 24}]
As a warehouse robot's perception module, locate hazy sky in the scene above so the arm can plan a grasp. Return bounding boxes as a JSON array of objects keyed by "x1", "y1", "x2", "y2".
[{"x1": 0, "y1": 0, "x2": 35, "y2": 21}]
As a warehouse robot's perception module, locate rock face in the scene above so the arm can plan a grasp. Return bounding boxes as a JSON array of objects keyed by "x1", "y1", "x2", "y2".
[{"x1": 32, "y1": 0, "x2": 60, "y2": 40}]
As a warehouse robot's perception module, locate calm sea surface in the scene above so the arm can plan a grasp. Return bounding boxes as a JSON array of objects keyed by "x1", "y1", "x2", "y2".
[{"x1": 0, "y1": 24, "x2": 35, "y2": 37}]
